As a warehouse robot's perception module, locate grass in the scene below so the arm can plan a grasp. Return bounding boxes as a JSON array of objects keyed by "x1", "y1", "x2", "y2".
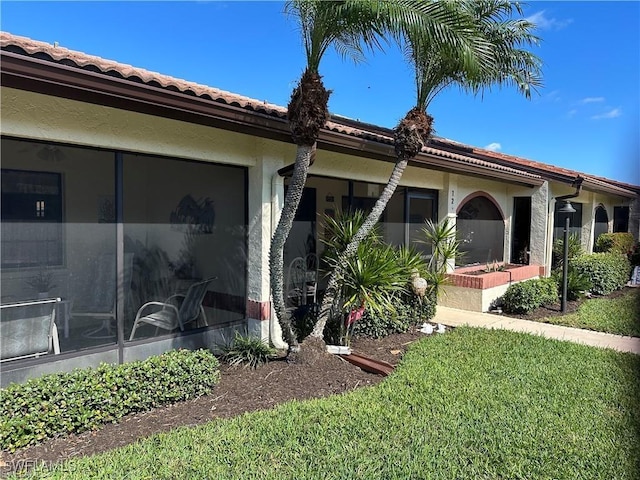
[
  {"x1": 539, "y1": 288, "x2": 640, "y2": 337},
  {"x1": 15, "y1": 328, "x2": 640, "y2": 480}
]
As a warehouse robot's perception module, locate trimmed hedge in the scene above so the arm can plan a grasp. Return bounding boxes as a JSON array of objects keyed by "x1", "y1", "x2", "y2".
[
  {"x1": 595, "y1": 232, "x2": 634, "y2": 254},
  {"x1": 0, "y1": 349, "x2": 220, "y2": 452},
  {"x1": 571, "y1": 253, "x2": 631, "y2": 295},
  {"x1": 501, "y1": 277, "x2": 558, "y2": 314}
]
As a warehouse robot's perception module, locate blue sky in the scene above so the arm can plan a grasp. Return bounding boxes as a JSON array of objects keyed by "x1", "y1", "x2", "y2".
[{"x1": 1, "y1": 1, "x2": 638, "y2": 185}]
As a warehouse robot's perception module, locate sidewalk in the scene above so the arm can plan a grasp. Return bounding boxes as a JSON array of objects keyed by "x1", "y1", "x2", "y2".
[{"x1": 433, "y1": 306, "x2": 640, "y2": 355}]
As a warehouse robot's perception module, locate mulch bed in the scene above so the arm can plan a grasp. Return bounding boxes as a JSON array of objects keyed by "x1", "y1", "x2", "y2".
[
  {"x1": 1, "y1": 330, "x2": 426, "y2": 476},
  {"x1": 500, "y1": 288, "x2": 632, "y2": 321}
]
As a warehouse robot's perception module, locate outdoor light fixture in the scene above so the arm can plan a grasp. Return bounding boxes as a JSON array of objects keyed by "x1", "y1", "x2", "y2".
[
  {"x1": 558, "y1": 200, "x2": 576, "y2": 215},
  {"x1": 559, "y1": 200, "x2": 576, "y2": 313}
]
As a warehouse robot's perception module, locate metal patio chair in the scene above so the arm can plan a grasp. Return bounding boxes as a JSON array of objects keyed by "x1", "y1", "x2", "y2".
[
  {"x1": 1, "y1": 298, "x2": 61, "y2": 362},
  {"x1": 129, "y1": 277, "x2": 216, "y2": 340},
  {"x1": 74, "y1": 253, "x2": 134, "y2": 339}
]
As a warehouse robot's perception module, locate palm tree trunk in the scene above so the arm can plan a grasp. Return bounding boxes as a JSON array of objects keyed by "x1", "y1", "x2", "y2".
[
  {"x1": 270, "y1": 144, "x2": 315, "y2": 352},
  {"x1": 311, "y1": 157, "x2": 409, "y2": 338}
]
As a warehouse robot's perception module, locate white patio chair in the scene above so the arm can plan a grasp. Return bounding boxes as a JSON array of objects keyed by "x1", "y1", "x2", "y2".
[
  {"x1": 1, "y1": 298, "x2": 61, "y2": 362},
  {"x1": 74, "y1": 253, "x2": 134, "y2": 339},
  {"x1": 129, "y1": 277, "x2": 216, "y2": 340},
  {"x1": 285, "y1": 255, "x2": 318, "y2": 310}
]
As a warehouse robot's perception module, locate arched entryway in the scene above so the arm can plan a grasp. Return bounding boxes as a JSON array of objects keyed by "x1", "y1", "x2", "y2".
[
  {"x1": 457, "y1": 193, "x2": 505, "y2": 265},
  {"x1": 594, "y1": 205, "x2": 609, "y2": 247}
]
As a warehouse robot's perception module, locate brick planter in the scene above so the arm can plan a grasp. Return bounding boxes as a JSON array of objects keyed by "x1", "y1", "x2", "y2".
[{"x1": 439, "y1": 264, "x2": 543, "y2": 312}]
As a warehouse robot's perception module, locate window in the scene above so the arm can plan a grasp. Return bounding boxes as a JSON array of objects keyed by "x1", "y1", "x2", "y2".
[
  {"x1": 1, "y1": 169, "x2": 63, "y2": 268},
  {"x1": 613, "y1": 206, "x2": 629, "y2": 233},
  {"x1": 593, "y1": 205, "x2": 609, "y2": 245},
  {"x1": 1, "y1": 138, "x2": 248, "y2": 363},
  {"x1": 553, "y1": 202, "x2": 583, "y2": 241},
  {"x1": 457, "y1": 194, "x2": 505, "y2": 265}
]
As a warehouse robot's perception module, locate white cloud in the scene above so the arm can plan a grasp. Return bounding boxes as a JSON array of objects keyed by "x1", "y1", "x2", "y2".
[
  {"x1": 526, "y1": 10, "x2": 573, "y2": 30},
  {"x1": 591, "y1": 108, "x2": 622, "y2": 120},
  {"x1": 580, "y1": 97, "x2": 605, "y2": 104},
  {"x1": 546, "y1": 90, "x2": 562, "y2": 102},
  {"x1": 484, "y1": 142, "x2": 502, "y2": 152},
  {"x1": 567, "y1": 109, "x2": 578, "y2": 118}
]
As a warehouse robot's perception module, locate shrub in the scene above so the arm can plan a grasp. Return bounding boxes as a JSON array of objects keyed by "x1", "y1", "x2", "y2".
[
  {"x1": 552, "y1": 268, "x2": 593, "y2": 301},
  {"x1": 594, "y1": 232, "x2": 634, "y2": 254},
  {"x1": 571, "y1": 253, "x2": 631, "y2": 295},
  {"x1": 0, "y1": 349, "x2": 220, "y2": 452},
  {"x1": 502, "y1": 277, "x2": 558, "y2": 314},
  {"x1": 219, "y1": 333, "x2": 277, "y2": 369},
  {"x1": 552, "y1": 233, "x2": 583, "y2": 268},
  {"x1": 352, "y1": 292, "x2": 436, "y2": 339}
]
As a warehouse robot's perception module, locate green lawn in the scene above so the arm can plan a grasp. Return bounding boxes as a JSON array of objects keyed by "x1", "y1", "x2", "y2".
[
  {"x1": 18, "y1": 328, "x2": 640, "y2": 480},
  {"x1": 539, "y1": 288, "x2": 640, "y2": 337}
]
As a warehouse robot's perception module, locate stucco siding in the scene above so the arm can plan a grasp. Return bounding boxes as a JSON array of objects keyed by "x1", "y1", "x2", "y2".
[{"x1": 1, "y1": 87, "x2": 258, "y2": 167}]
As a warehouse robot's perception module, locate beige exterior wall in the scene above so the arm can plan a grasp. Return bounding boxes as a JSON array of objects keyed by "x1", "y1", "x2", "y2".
[
  {"x1": 3, "y1": 86, "x2": 634, "y2": 325},
  {"x1": 1, "y1": 88, "x2": 258, "y2": 167}
]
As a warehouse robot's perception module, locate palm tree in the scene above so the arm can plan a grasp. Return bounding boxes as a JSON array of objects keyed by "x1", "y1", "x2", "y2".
[
  {"x1": 271, "y1": 0, "x2": 487, "y2": 354},
  {"x1": 311, "y1": 0, "x2": 542, "y2": 339},
  {"x1": 270, "y1": 0, "x2": 387, "y2": 353}
]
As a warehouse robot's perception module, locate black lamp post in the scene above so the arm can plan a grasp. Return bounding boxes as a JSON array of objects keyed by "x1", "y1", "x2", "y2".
[{"x1": 559, "y1": 200, "x2": 576, "y2": 313}]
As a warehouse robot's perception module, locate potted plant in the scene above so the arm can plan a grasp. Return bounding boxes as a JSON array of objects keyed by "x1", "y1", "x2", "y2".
[{"x1": 26, "y1": 271, "x2": 57, "y2": 299}]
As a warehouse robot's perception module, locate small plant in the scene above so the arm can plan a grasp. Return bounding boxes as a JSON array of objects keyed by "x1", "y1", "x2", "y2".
[
  {"x1": 220, "y1": 332, "x2": 277, "y2": 369},
  {"x1": 25, "y1": 271, "x2": 56, "y2": 293},
  {"x1": 552, "y1": 233, "x2": 583, "y2": 268},
  {"x1": 419, "y1": 218, "x2": 464, "y2": 297},
  {"x1": 484, "y1": 260, "x2": 505, "y2": 273},
  {"x1": 552, "y1": 268, "x2": 593, "y2": 301}
]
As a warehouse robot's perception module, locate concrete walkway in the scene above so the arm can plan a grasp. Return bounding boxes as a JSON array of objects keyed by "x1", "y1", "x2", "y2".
[{"x1": 433, "y1": 306, "x2": 640, "y2": 355}]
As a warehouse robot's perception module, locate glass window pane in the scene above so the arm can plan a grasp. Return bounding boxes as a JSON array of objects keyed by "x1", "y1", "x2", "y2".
[
  {"x1": 458, "y1": 196, "x2": 505, "y2": 265},
  {"x1": 1, "y1": 139, "x2": 117, "y2": 356},
  {"x1": 408, "y1": 195, "x2": 435, "y2": 256},
  {"x1": 124, "y1": 154, "x2": 246, "y2": 341},
  {"x1": 553, "y1": 202, "x2": 583, "y2": 241}
]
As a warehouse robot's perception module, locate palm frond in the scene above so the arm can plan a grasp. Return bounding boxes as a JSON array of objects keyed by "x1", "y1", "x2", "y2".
[{"x1": 285, "y1": 0, "x2": 388, "y2": 73}]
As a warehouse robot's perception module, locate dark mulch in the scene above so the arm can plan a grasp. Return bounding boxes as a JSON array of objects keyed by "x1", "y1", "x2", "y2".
[{"x1": 1, "y1": 330, "x2": 426, "y2": 476}]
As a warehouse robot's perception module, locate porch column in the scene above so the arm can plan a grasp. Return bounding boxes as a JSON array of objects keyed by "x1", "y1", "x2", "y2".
[
  {"x1": 441, "y1": 174, "x2": 458, "y2": 272},
  {"x1": 530, "y1": 181, "x2": 549, "y2": 272},
  {"x1": 246, "y1": 140, "x2": 288, "y2": 348}
]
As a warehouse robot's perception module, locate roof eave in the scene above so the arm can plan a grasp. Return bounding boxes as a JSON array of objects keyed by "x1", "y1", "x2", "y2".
[{"x1": 1, "y1": 49, "x2": 542, "y2": 188}]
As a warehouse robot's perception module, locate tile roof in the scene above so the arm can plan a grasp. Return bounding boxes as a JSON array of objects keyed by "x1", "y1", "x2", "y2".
[
  {"x1": 0, "y1": 32, "x2": 288, "y2": 119},
  {"x1": 1, "y1": 31, "x2": 636, "y2": 195}
]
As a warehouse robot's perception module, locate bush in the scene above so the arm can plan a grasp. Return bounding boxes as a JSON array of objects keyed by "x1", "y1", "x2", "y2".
[
  {"x1": 0, "y1": 349, "x2": 220, "y2": 452},
  {"x1": 219, "y1": 332, "x2": 277, "y2": 369},
  {"x1": 552, "y1": 268, "x2": 593, "y2": 301},
  {"x1": 552, "y1": 233, "x2": 583, "y2": 268},
  {"x1": 595, "y1": 232, "x2": 634, "y2": 254},
  {"x1": 502, "y1": 277, "x2": 558, "y2": 314},
  {"x1": 352, "y1": 292, "x2": 436, "y2": 339},
  {"x1": 571, "y1": 253, "x2": 631, "y2": 295}
]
